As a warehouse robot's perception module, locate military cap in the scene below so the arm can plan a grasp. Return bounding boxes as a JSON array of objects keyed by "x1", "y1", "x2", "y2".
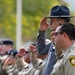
[
  {"x1": 0, "y1": 39, "x2": 14, "y2": 45},
  {"x1": 46, "y1": 5, "x2": 74, "y2": 18}
]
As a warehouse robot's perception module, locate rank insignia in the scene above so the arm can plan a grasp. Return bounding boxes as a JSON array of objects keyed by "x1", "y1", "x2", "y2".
[{"x1": 69, "y1": 56, "x2": 75, "y2": 66}]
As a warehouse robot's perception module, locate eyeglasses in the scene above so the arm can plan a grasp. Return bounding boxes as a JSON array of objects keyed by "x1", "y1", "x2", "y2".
[
  {"x1": 46, "y1": 19, "x2": 55, "y2": 24},
  {"x1": 54, "y1": 32, "x2": 61, "y2": 36},
  {"x1": 46, "y1": 18, "x2": 60, "y2": 24}
]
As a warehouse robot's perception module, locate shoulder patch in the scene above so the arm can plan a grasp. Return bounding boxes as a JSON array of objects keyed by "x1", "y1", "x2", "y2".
[{"x1": 69, "y1": 56, "x2": 75, "y2": 66}]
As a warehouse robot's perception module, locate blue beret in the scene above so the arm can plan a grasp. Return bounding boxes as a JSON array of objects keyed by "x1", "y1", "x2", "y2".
[{"x1": 0, "y1": 39, "x2": 14, "y2": 45}]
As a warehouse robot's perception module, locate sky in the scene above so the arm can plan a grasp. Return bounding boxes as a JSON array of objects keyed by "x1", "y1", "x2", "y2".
[{"x1": 63, "y1": 0, "x2": 75, "y2": 11}]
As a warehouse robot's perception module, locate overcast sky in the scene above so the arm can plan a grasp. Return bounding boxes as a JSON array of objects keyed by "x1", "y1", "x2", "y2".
[{"x1": 63, "y1": 0, "x2": 75, "y2": 11}]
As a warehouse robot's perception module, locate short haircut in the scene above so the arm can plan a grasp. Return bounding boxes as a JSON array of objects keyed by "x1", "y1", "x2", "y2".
[
  {"x1": 60, "y1": 17, "x2": 70, "y2": 22},
  {"x1": 59, "y1": 23, "x2": 75, "y2": 40}
]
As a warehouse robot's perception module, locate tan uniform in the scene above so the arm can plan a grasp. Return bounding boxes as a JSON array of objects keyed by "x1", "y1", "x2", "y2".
[
  {"x1": 18, "y1": 63, "x2": 36, "y2": 75},
  {"x1": 50, "y1": 43, "x2": 75, "y2": 75},
  {"x1": 18, "y1": 51, "x2": 46, "y2": 75},
  {"x1": 30, "y1": 52, "x2": 46, "y2": 75},
  {"x1": 33, "y1": 58, "x2": 46, "y2": 75},
  {"x1": 14, "y1": 55, "x2": 36, "y2": 75}
]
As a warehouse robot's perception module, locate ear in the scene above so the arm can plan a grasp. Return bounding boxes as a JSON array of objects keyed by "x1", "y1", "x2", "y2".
[
  {"x1": 62, "y1": 32, "x2": 68, "y2": 40},
  {"x1": 51, "y1": 31, "x2": 55, "y2": 43}
]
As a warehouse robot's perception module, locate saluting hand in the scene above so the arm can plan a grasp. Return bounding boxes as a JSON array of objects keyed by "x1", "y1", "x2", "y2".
[
  {"x1": 39, "y1": 17, "x2": 49, "y2": 31},
  {"x1": 17, "y1": 47, "x2": 26, "y2": 57}
]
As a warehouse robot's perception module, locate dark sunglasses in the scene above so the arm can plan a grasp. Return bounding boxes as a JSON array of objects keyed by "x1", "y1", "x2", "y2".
[{"x1": 54, "y1": 32, "x2": 61, "y2": 36}]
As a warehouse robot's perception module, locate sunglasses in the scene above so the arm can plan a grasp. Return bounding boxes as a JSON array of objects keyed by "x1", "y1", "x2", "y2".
[{"x1": 54, "y1": 32, "x2": 61, "y2": 36}]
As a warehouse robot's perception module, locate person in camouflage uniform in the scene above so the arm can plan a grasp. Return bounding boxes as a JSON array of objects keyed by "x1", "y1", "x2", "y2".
[{"x1": 0, "y1": 39, "x2": 17, "y2": 75}]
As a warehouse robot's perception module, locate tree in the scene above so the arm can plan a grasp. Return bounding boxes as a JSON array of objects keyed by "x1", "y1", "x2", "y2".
[{"x1": 0, "y1": 0, "x2": 59, "y2": 45}]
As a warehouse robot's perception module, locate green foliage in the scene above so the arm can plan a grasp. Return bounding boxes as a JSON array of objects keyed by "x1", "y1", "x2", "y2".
[
  {"x1": 0, "y1": 0, "x2": 16, "y2": 41},
  {"x1": 0, "y1": 0, "x2": 59, "y2": 43},
  {"x1": 22, "y1": 0, "x2": 59, "y2": 42}
]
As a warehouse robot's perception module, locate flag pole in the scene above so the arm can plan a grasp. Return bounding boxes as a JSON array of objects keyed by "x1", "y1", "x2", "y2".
[{"x1": 16, "y1": 0, "x2": 22, "y2": 50}]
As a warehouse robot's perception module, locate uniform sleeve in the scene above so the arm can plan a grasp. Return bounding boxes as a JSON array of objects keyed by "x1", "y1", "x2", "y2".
[
  {"x1": 15, "y1": 55, "x2": 27, "y2": 71},
  {"x1": 36, "y1": 30, "x2": 51, "y2": 55},
  {"x1": 63, "y1": 55, "x2": 75, "y2": 75},
  {"x1": 30, "y1": 52, "x2": 43, "y2": 69},
  {"x1": 6, "y1": 65, "x2": 19, "y2": 75}
]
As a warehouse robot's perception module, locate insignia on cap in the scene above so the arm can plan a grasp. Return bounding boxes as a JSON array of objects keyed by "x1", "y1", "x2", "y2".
[{"x1": 69, "y1": 56, "x2": 75, "y2": 66}]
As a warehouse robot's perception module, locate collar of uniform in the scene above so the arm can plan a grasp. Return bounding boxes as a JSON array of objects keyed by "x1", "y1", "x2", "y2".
[
  {"x1": 50, "y1": 43, "x2": 55, "y2": 51},
  {"x1": 62, "y1": 43, "x2": 75, "y2": 57}
]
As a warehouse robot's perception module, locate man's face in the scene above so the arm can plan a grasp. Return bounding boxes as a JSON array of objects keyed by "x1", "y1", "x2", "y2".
[
  {"x1": 48, "y1": 18, "x2": 63, "y2": 31},
  {"x1": 0, "y1": 45, "x2": 8, "y2": 54},
  {"x1": 54, "y1": 26, "x2": 63, "y2": 50}
]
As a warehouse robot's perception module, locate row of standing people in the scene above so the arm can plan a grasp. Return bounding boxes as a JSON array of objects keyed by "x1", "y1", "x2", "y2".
[
  {"x1": 36, "y1": 5, "x2": 75, "y2": 75},
  {"x1": 1, "y1": 24, "x2": 75, "y2": 75},
  {"x1": 0, "y1": 5, "x2": 75, "y2": 75},
  {"x1": 0, "y1": 39, "x2": 49, "y2": 75}
]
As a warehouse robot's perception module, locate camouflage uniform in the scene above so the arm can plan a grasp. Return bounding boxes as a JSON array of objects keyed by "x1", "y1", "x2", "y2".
[
  {"x1": 17, "y1": 55, "x2": 36, "y2": 75},
  {"x1": 0, "y1": 55, "x2": 8, "y2": 75},
  {"x1": 18, "y1": 63, "x2": 36, "y2": 75}
]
